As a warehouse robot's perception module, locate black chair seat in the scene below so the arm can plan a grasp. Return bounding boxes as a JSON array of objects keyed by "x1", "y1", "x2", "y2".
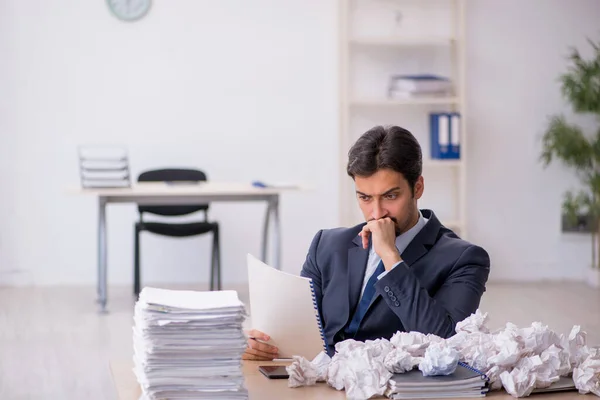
[{"x1": 138, "y1": 221, "x2": 218, "y2": 237}]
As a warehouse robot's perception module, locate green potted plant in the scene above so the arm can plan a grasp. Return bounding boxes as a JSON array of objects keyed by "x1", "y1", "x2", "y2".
[{"x1": 540, "y1": 38, "x2": 600, "y2": 288}]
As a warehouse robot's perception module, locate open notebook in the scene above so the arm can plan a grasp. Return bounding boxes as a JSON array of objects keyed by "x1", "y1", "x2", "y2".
[{"x1": 247, "y1": 254, "x2": 327, "y2": 360}]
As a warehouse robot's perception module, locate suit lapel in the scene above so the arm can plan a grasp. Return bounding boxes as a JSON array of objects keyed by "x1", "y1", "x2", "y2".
[
  {"x1": 347, "y1": 234, "x2": 369, "y2": 316},
  {"x1": 401, "y1": 209, "x2": 442, "y2": 267}
]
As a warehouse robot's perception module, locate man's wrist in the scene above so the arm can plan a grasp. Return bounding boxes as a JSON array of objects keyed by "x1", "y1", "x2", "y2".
[{"x1": 381, "y1": 250, "x2": 402, "y2": 271}]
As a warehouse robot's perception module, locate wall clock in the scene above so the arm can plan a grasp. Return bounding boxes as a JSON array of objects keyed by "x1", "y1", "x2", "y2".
[{"x1": 107, "y1": 0, "x2": 152, "y2": 22}]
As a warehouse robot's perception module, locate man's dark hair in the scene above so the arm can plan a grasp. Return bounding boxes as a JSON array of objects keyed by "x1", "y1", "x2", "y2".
[{"x1": 346, "y1": 125, "x2": 423, "y2": 191}]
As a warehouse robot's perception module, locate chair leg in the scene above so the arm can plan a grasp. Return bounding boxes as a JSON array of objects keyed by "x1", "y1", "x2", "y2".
[{"x1": 134, "y1": 225, "x2": 141, "y2": 297}]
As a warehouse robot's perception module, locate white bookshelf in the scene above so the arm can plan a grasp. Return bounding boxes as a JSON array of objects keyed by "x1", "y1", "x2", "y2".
[
  {"x1": 351, "y1": 96, "x2": 460, "y2": 106},
  {"x1": 339, "y1": 0, "x2": 468, "y2": 237},
  {"x1": 350, "y1": 37, "x2": 455, "y2": 47}
]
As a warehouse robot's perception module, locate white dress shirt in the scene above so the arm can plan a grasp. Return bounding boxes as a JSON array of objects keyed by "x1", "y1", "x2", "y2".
[{"x1": 359, "y1": 210, "x2": 429, "y2": 298}]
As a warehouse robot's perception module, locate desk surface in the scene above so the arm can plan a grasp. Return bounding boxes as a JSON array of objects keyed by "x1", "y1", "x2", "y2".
[
  {"x1": 77, "y1": 182, "x2": 303, "y2": 197},
  {"x1": 110, "y1": 360, "x2": 584, "y2": 400},
  {"x1": 110, "y1": 360, "x2": 345, "y2": 400}
]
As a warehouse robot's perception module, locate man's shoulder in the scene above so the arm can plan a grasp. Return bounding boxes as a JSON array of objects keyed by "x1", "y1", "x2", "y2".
[
  {"x1": 436, "y1": 227, "x2": 490, "y2": 264},
  {"x1": 318, "y1": 223, "x2": 365, "y2": 245},
  {"x1": 303, "y1": 224, "x2": 365, "y2": 273},
  {"x1": 307, "y1": 223, "x2": 365, "y2": 254}
]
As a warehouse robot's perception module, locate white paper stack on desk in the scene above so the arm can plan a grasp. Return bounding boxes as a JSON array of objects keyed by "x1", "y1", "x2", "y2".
[{"x1": 133, "y1": 287, "x2": 248, "y2": 400}]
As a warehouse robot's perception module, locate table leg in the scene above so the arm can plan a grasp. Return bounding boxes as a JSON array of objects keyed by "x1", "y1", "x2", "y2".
[
  {"x1": 261, "y1": 199, "x2": 272, "y2": 264},
  {"x1": 98, "y1": 197, "x2": 108, "y2": 313},
  {"x1": 272, "y1": 195, "x2": 281, "y2": 270}
]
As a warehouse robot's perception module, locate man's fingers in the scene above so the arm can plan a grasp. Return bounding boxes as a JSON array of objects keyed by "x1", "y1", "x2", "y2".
[
  {"x1": 242, "y1": 352, "x2": 272, "y2": 361},
  {"x1": 244, "y1": 347, "x2": 277, "y2": 360},
  {"x1": 362, "y1": 233, "x2": 369, "y2": 249},
  {"x1": 248, "y1": 338, "x2": 278, "y2": 354},
  {"x1": 247, "y1": 329, "x2": 270, "y2": 341},
  {"x1": 360, "y1": 226, "x2": 371, "y2": 249}
]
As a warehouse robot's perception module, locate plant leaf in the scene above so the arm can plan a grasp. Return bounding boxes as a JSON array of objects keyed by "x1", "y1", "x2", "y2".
[{"x1": 540, "y1": 115, "x2": 593, "y2": 171}]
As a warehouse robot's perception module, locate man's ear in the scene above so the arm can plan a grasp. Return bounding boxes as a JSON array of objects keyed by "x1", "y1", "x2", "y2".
[{"x1": 413, "y1": 176, "x2": 424, "y2": 200}]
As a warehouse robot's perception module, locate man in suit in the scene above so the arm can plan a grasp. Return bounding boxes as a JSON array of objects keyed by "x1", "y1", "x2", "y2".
[{"x1": 243, "y1": 125, "x2": 490, "y2": 360}]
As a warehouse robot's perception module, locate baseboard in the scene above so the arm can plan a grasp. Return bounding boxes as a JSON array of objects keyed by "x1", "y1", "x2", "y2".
[{"x1": 0, "y1": 269, "x2": 34, "y2": 287}]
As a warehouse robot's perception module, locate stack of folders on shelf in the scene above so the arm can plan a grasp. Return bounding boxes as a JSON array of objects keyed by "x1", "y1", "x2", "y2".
[
  {"x1": 78, "y1": 145, "x2": 131, "y2": 188},
  {"x1": 430, "y1": 112, "x2": 461, "y2": 159},
  {"x1": 388, "y1": 74, "x2": 452, "y2": 99},
  {"x1": 385, "y1": 362, "x2": 490, "y2": 399},
  {"x1": 133, "y1": 287, "x2": 249, "y2": 400}
]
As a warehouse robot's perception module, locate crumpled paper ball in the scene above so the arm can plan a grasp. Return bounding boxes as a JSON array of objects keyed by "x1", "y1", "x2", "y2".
[
  {"x1": 455, "y1": 309, "x2": 490, "y2": 334},
  {"x1": 488, "y1": 323, "x2": 524, "y2": 368},
  {"x1": 500, "y1": 366, "x2": 538, "y2": 398},
  {"x1": 564, "y1": 325, "x2": 590, "y2": 368},
  {"x1": 326, "y1": 339, "x2": 393, "y2": 399},
  {"x1": 286, "y1": 351, "x2": 331, "y2": 388},
  {"x1": 383, "y1": 348, "x2": 422, "y2": 373},
  {"x1": 518, "y1": 322, "x2": 562, "y2": 356},
  {"x1": 573, "y1": 347, "x2": 600, "y2": 396},
  {"x1": 286, "y1": 355, "x2": 318, "y2": 388},
  {"x1": 389, "y1": 331, "x2": 431, "y2": 357},
  {"x1": 418, "y1": 342, "x2": 460, "y2": 376},
  {"x1": 540, "y1": 344, "x2": 571, "y2": 379}
]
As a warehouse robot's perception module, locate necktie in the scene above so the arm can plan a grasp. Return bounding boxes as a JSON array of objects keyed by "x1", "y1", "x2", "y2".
[{"x1": 345, "y1": 260, "x2": 385, "y2": 337}]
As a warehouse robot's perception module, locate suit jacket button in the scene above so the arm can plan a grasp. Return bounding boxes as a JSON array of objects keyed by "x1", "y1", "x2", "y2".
[
  {"x1": 390, "y1": 296, "x2": 396, "y2": 301},
  {"x1": 394, "y1": 301, "x2": 400, "y2": 307},
  {"x1": 387, "y1": 291, "x2": 393, "y2": 297},
  {"x1": 384, "y1": 286, "x2": 390, "y2": 293}
]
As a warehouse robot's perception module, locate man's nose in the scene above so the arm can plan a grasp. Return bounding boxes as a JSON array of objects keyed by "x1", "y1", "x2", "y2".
[{"x1": 371, "y1": 200, "x2": 387, "y2": 220}]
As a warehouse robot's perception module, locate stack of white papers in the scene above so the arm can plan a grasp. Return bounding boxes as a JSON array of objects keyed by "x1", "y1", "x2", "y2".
[{"x1": 133, "y1": 287, "x2": 248, "y2": 400}]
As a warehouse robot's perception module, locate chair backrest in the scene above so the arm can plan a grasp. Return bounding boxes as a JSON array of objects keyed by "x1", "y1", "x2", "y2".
[{"x1": 137, "y1": 168, "x2": 208, "y2": 217}]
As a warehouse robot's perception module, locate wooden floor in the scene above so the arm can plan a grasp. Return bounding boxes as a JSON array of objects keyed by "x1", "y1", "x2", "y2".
[{"x1": 0, "y1": 283, "x2": 598, "y2": 400}]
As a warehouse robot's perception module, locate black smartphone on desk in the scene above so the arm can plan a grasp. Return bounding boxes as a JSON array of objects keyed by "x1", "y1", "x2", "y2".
[{"x1": 258, "y1": 365, "x2": 289, "y2": 379}]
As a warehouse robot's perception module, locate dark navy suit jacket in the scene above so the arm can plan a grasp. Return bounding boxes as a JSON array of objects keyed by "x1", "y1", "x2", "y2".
[{"x1": 300, "y1": 209, "x2": 490, "y2": 355}]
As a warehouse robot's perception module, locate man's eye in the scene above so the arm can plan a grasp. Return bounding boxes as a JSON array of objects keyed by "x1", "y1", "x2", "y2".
[
  {"x1": 385, "y1": 194, "x2": 397, "y2": 200},
  {"x1": 359, "y1": 196, "x2": 371, "y2": 201}
]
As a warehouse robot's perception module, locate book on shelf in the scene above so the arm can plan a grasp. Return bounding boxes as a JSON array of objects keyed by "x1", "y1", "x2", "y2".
[{"x1": 388, "y1": 74, "x2": 453, "y2": 99}]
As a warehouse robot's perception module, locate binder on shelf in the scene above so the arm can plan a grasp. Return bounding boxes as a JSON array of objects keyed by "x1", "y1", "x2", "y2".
[
  {"x1": 450, "y1": 112, "x2": 461, "y2": 159},
  {"x1": 430, "y1": 112, "x2": 460, "y2": 160}
]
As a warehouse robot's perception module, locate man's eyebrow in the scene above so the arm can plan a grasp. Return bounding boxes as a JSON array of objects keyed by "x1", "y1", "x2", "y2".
[
  {"x1": 355, "y1": 187, "x2": 401, "y2": 197},
  {"x1": 382, "y1": 187, "x2": 401, "y2": 196}
]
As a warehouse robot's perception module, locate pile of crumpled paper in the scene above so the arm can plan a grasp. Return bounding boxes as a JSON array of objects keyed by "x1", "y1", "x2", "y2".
[{"x1": 285, "y1": 310, "x2": 600, "y2": 400}]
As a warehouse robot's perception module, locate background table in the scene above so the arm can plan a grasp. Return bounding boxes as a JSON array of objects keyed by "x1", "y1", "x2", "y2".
[{"x1": 78, "y1": 182, "x2": 301, "y2": 312}]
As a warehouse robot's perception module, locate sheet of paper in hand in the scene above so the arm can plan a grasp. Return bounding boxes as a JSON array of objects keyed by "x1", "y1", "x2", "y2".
[{"x1": 247, "y1": 254, "x2": 327, "y2": 360}]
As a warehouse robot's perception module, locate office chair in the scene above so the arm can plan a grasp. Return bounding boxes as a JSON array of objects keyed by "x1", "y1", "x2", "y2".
[{"x1": 133, "y1": 168, "x2": 221, "y2": 296}]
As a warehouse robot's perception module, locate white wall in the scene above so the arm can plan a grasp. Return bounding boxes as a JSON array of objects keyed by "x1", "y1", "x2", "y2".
[
  {"x1": 0, "y1": 0, "x2": 339, "y2": 286},
  {"x1": 466, "y1": 0, "x2": 600, "y2": 281},
  {"x1": 2, "y1": 0, "x2": 600, "y2": 287}
]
